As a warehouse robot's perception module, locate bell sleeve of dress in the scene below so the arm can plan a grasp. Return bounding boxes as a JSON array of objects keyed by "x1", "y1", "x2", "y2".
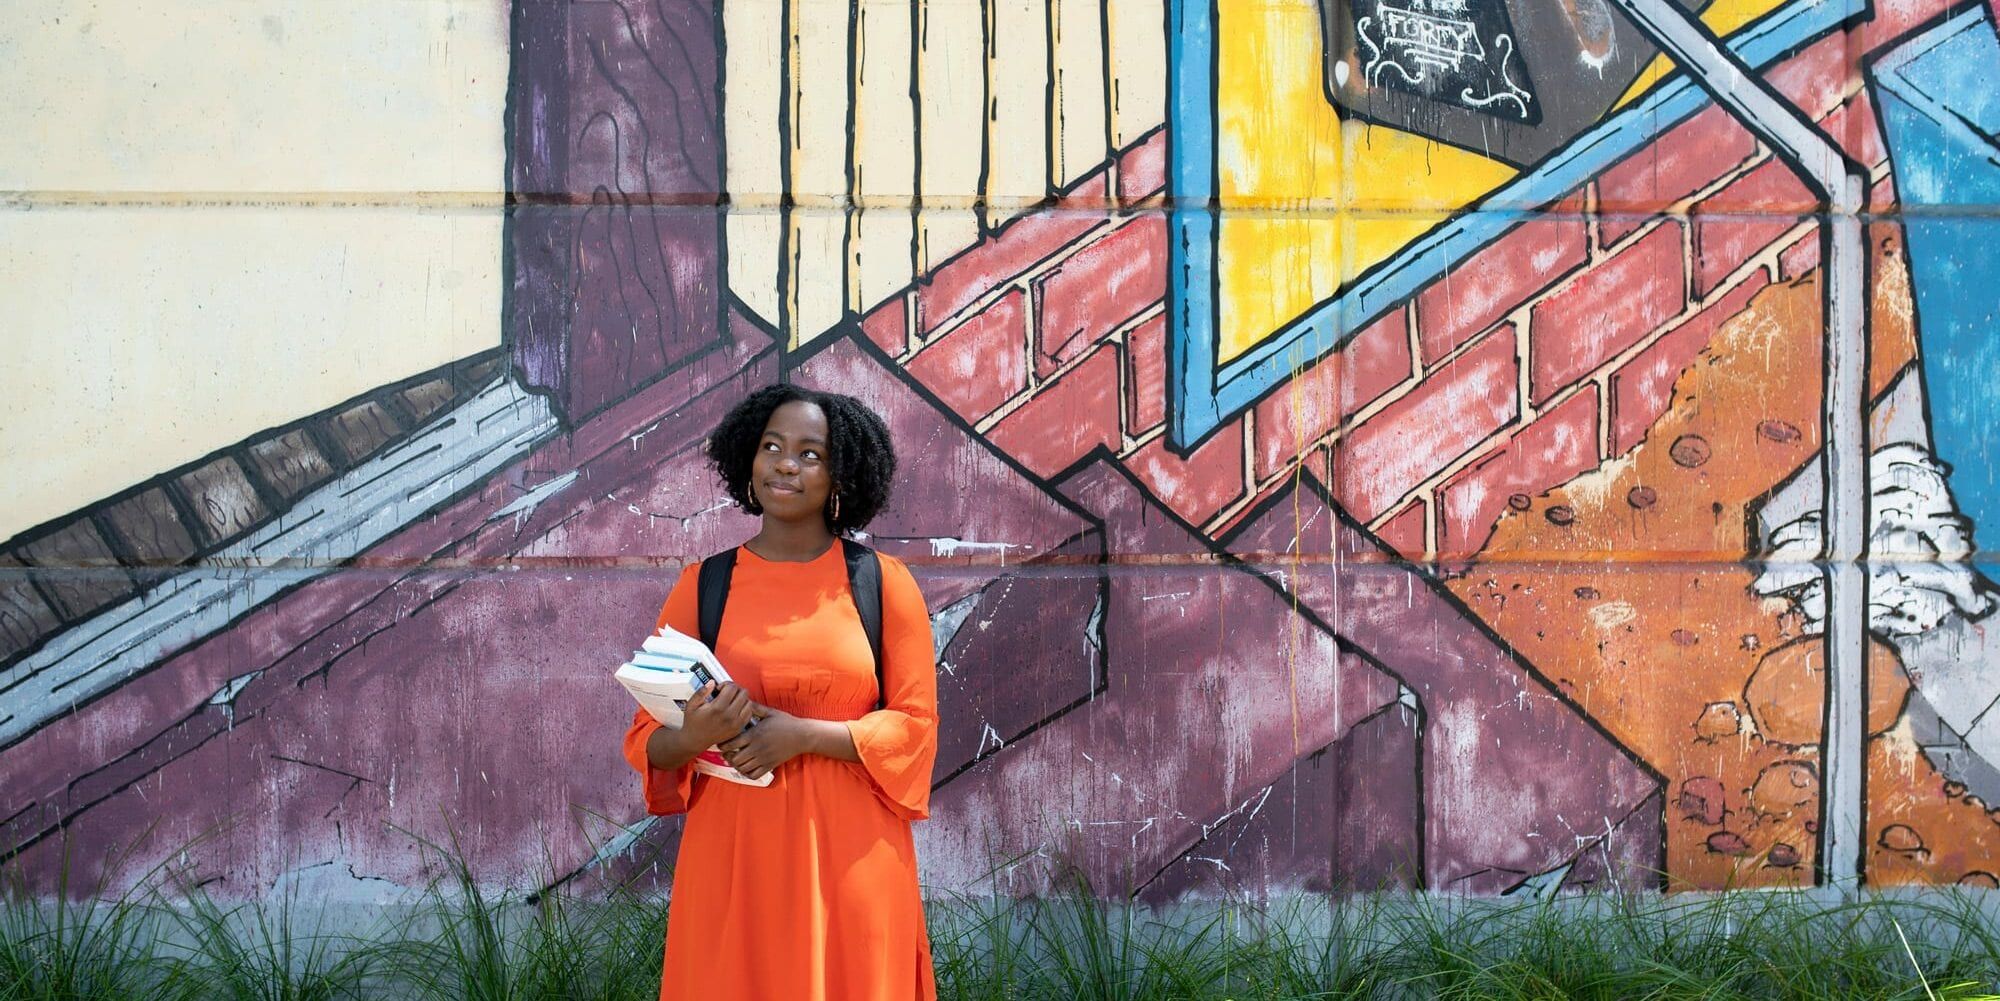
[
  {"x1": 844, "y1": 554, "x2": 940, "y2": 821},
  {"x1": 621, "y1": 564, "x2": 702, "y2": 816}
]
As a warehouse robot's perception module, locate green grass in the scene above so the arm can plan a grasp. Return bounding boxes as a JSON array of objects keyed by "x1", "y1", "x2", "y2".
[
  {"x1": 922, "y1": 885, "x2": 2000, "y2": 1001},
  {"x1": 3, "y1": 866, "x2": 1998, "y2": 1000}
]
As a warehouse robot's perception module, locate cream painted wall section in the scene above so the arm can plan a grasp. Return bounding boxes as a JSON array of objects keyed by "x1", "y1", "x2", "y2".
[
  {"x1": 726, "y1": 0, "x2": 1169, "y2": 345},
  {"x1": 0, "y1": 0, "x2": 508, "y2": 542}
]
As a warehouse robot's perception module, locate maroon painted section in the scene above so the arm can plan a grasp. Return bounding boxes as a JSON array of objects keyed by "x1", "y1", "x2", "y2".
[
  {"x1": 1328, "y1": 704, "x2": 1424, "y2": 892},
  {"x1": 908, "y1": 460, "x2": 1407, "y2": 896},
  {"x1": 507, "y1": 0, "x2": 726, "y2": 426},
  {"x1": 1137, "y1": 662, "x2": 1420, "y2": 904}
]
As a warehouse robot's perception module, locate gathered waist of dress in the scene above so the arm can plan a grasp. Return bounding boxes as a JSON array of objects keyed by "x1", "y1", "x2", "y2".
[
  {"x1": 755, "y1": 696, "x2": 879, "y2": 722},
  {"x1": 740, "y1": 663, "x2": 881, "y2": 720}
]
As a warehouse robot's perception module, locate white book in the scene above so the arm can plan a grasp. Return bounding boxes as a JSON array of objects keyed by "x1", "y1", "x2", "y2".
[{"x1": 615, "y1": 624, "x2": 772, "y2": 787}]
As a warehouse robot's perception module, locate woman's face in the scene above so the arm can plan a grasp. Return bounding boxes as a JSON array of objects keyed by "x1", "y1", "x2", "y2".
[{"x1": 750, "y1": 400, "x2": 834, "y2": 522}]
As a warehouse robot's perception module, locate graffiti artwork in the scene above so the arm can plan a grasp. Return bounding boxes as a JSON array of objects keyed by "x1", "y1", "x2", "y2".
[{"x1": 3, "y1": 0, "x2": 2000, "y2": 906}]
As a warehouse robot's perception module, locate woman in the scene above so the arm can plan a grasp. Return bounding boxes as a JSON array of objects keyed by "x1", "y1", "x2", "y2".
[{"x1": 621, "y1": 384, "x2": 939, "y2": 1000}]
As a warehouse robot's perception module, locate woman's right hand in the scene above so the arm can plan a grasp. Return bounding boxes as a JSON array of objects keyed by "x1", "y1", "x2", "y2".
[{"x1": 681, "y1": 682, "x2": 754, "y2": 747}]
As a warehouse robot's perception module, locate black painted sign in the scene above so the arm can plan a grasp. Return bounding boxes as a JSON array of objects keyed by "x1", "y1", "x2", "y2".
[{"x1": 1348, "y1": 0, "x2": 1542, "y2": 125}]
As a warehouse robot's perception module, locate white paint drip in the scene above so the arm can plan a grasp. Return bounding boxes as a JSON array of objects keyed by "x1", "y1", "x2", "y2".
[
  {"x1": 1083, "y1": 592, "x2": 1105, "y2": 669},
  {"x1": 928, "y1": 537, "x2": 1023, "y2": 561}
]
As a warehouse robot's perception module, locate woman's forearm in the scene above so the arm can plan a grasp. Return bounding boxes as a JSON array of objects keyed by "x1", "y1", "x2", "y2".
[
  {"x1": 645, "y1": 724, "x2": 708, "y2": 771},
  {"x1": 802, "y1": 718, "x2": 861, "y2": 763}
]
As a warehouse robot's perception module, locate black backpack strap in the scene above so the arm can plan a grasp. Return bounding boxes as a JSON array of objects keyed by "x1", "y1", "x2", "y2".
[
  {"x1": 840, "y1": 538, "x2": 886, "y2": 708},
  {"x1": 696, "y1": 548, "x2": 738, "y2": 653}
]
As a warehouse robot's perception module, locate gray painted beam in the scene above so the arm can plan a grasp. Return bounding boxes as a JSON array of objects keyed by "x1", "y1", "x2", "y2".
[
  {"x1": 0, "y1": 379, "x2": 559, "y2": 749},
  {"x1": 1606, "y1": 0, "x2": 1870, "y2": 892}
]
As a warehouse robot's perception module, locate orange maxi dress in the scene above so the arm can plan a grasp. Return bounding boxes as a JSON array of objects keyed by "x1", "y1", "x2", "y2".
[{"x1": 621, "y1": 544, "x2": 939, "y2": 1000}]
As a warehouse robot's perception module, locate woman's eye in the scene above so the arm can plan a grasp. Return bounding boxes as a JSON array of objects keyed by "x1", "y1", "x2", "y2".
[{"x1": 802, "y1": 450, "x2": 821, "y2": 461}]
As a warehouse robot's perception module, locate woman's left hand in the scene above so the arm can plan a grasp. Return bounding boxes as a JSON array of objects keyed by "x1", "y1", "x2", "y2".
[{"x1": 717, "y1": 705, "x2": 808, "y2": 780}]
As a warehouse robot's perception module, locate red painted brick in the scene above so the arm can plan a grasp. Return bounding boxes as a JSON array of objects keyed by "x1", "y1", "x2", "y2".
[
  {"x1": 1373, "y1": 500, "x2": 1428, "y2": 559},
  {"x1": 1126, "y1": 312, "x2": 1168, "y2": 435},
  {"x1": 859, "y1": 295, "x2": 908, "y2": 356},
  {"x1": 1870, "y1": 174, "x2": 1897, "y2": 213},
  {"x1": 1418, "y1": 214, "x2": 1587, "y2": 364},
  {"x1": 1035, "y1": 217, "x2": 1167, "y2": 376},
  {"x1": 1861, "y1": 0, "x2": 1957, "y2": 57},
  {"x1": 1125, "y1": 419, "x2": 1247, "y2": 526},
  {"x1": 1597, "y1": 105, "x2": 1758, "y2": 245},
  {"x1": 1038, "y1": 167, "x2": 1114, "y2": 213},
  {"x1": 1255, "y1": 355, "x2": 1337, "y2": 486},
  {"x1": 1779, "y1": 227, "x2": 1821, "y2": 279},
  {"x1": 1609, "y1": 270, "x2": 1772, "y2": 455},
  {"x1": 1302, "y1": 441, "x2": 1333, "y2": 492},
  {"x1": 1529, "y1": 223, "x2": 1686, "y2": 404},
  {"x1": 1334, "y1": 329, "x2": 1520, "y2": 523},
  {"x1": 984, "y1": 346, "x2": 1123, "y2": 478},
  {"x1": 1822, "y1": 91, "x2": 1889, "y2": 170},
  {"x1": 1438, "y1": 386, "x2": 1601, "y2": 559},
  {"x1": 1698, "y1": 158, "x2": 1818, "y2": 216},
  {"x1": 1765, "y1": 32, "x2": 1853, "y2": 123},
  {"x1": 1342, "y1": 307, "x2": 1415, "y2": 413},
  {"x1": 1691, "y1": 161, "x2": 1814, "y2": 297},
  {"x1": 917, "y1": 197, "x2": 1111, "y2": 335},
  {"x1": 905, "y1": 289, "x2": 1030, "y2": 422},
  {"x1": 1118, "y1": 127, "x2": 1167, "y2": 203},
  {"x1": 1059, "y1": 167, "x2": 1112, "y2": 206},
  {"x1": 1251, "y1": 308, "x2": 1413, "y2": 483}
]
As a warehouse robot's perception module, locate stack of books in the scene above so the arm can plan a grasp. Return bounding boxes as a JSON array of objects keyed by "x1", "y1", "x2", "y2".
[{"x1": 615, "y1": 625, "x2": 772, "y2": 787}]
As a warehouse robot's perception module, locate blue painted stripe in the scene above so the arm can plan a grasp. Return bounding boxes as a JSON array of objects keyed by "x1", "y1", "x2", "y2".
[
  {"x1": 1167, "y1": 0, "x2": 1855, "y2": 450},
  {"x1": 1168, "y1": 0, "x2": 1222, "y2": 445}
]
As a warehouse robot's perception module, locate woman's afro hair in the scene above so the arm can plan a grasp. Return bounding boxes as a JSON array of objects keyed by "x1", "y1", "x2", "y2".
[{"x1": 705, "y1": 383, "x2": 897, "y2": 535}]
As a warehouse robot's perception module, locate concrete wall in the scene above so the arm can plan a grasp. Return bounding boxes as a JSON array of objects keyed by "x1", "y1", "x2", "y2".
[{"x1": 0, "y1": 0, "x2": 508, "y2": 542}]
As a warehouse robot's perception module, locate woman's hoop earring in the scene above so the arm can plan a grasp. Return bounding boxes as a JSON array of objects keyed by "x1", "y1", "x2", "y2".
[{"x1": 830, "y1": 494, "x2": 842, "y2": 522}]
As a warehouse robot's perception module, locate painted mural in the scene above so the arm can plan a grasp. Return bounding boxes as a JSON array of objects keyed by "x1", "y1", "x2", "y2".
[{"x1": 4, "y1": 0, "x2": 2000, "y2": 905}]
